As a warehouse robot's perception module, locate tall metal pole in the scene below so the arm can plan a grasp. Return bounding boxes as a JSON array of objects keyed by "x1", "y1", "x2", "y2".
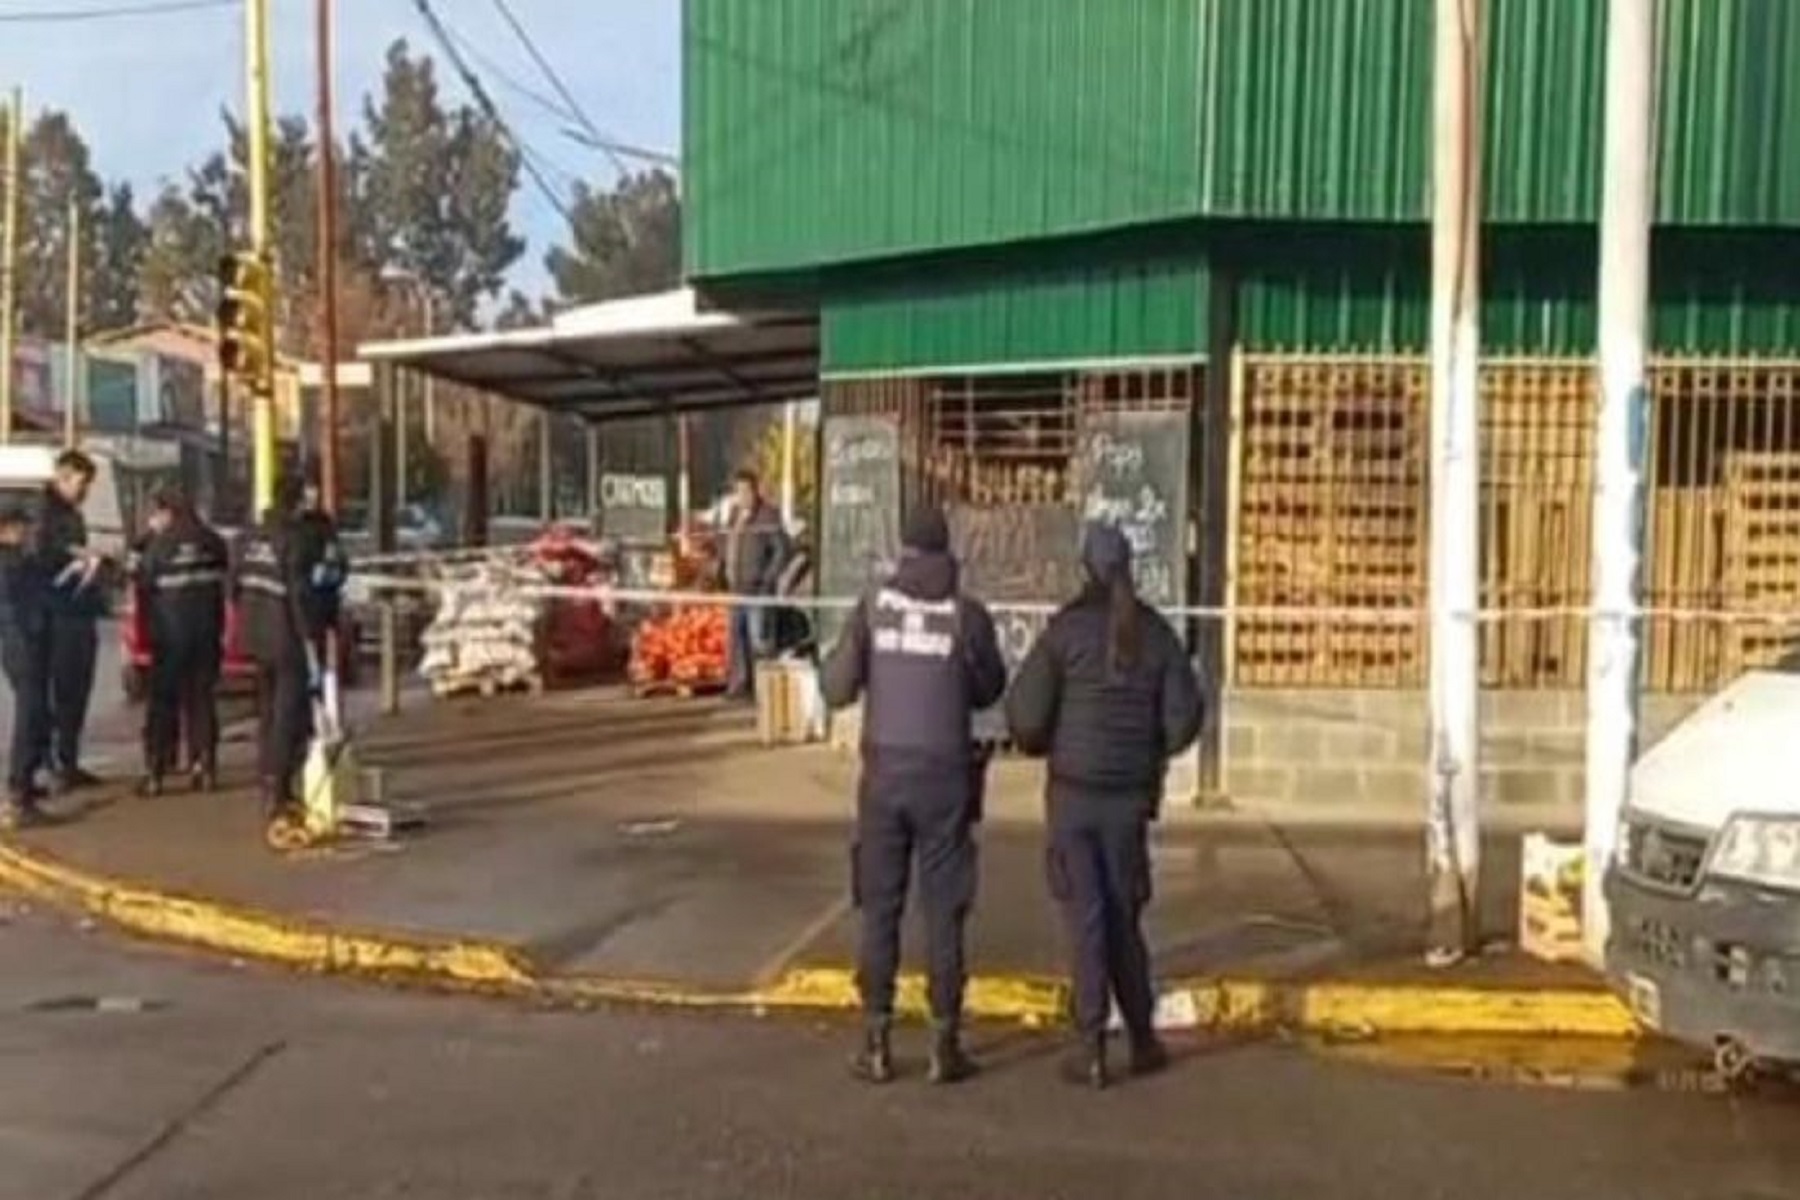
[
  {"x1": 247, "y1": 0, "x2": 277, "y2": 517},
  {"x1": 0, "y1": 87, "x2": 21, "y2": 445},
  {"x1": 1585, "y1": 0, "x2": 1657, "y2": 965},
  {"x1": 1426, "y1": 0, "x2": 1484, "y2": 966},
  {"x1": 780, "y1": 400, "x2": 798, "y2": 526},
  {"x1": 315, "y1": 0, "x2": 342, "y2": 515},
  {"x1": 422, "y1": 291, "x2": 436, "y2": 446},
  {"x1": 63, "y1": 194, "x2": 80, "y2": 447}
]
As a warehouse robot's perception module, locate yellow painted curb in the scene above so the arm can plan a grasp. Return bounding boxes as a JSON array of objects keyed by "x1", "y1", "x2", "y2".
[
  {"x1": 0, "y1": 838, "x2": 1639, "y2": 1040},
  {"x1": 0, "y1": 841, "x2": 533, "y2": 992}
]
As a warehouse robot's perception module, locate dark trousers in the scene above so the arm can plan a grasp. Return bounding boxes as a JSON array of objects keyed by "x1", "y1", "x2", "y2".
[
  {"x1": 1047, "y1": 807, "x2": 1157, "y2": 1040},
  {"x1": 45, "y1": 615, "x2": 97, "y2": 773},
  {"x1": 144, "y1": 640, "x2": 221, "y2": 778},
  {"x1": 853, "y1": 773, "x2": 978, "y2": 1026},
  {"x1": 2, "y1": 630, "x2": 50, "y2": 795},
  {"x1": 254, "y1": 658, "x2": 311, "y2": 798}
]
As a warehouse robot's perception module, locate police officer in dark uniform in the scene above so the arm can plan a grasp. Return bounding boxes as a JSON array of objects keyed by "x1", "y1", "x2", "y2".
[
  {"x1": 236, "y1": 476, "x2": 342, "y2": 826},
  {"x1": 1006, "y1": 523, "x2": 1202, "y2": 1089},
  {"x1": 822, "y1": 505, "x2": 1007, "y2": 1085},
  {"x1": 0, "y1": 502, "x2": 53, "y2": 828},
  {"x1": 34, "y1": 449, "x2": 106, "y2": 792},
  {"x1": 134, "y1": 489, "x2": 230, "y2": 796}
]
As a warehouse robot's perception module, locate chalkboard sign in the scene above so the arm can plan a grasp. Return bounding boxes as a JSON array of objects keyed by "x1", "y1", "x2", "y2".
[
  {"x1": 1077, "y1": 410, "x2": 1190, "y2": 607},
  {"x1": 819, "y1": 415, "x2": 902, "y2": 619},
  {"x1": 599, "y1": 472, "x2": 669, "y2": 542}
]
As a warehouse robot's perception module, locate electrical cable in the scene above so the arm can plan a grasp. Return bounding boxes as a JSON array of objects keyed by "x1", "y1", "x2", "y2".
[{"x1": 0, "y1": 0, "x2": 235, "y2": 23}]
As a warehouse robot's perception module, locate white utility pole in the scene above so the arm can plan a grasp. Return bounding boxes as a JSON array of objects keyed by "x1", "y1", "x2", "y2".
[
  {"x1": 1585, "y1": 0, "x2": 1657, "y2": 964},
  {"x1": 63, "y1": 195, "x2": 81, "y2": 446},
  {"x1": 1426, "y1": 0, "x2": 1484, "y2": 966}
]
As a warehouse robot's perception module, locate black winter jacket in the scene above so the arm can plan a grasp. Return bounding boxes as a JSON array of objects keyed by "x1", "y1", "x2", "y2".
[
  {"x1": 821, "y1": 549, "x2": 1007, "y2": 777},
  {"x1": 31, "y1": 486, "x2": 105, "y2": 620},
  {"x1": 1004, "y1": 586, "x2": 1203, "y2": 814},
  {"x1": 137, "y1": 518, "x2": 231, "y2": 653}
]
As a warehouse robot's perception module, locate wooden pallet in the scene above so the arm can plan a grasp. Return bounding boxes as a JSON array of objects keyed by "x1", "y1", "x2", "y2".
[
  {"x1": 631, "y1": 678, "x2": 728, "y2": 700},
  {"x1": 431, "y1": 673, "x2": 545, "y2": 700}
]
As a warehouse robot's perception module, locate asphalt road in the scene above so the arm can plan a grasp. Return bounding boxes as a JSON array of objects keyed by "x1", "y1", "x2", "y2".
[{"x1": 4, "y1": 901, "x2": 1799, "y2": 1200}]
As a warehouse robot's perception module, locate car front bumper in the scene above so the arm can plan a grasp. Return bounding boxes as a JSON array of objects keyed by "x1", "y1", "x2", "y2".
[{"x1": 1606, "y1": 867, "x2": 1800, "y2": 1062}]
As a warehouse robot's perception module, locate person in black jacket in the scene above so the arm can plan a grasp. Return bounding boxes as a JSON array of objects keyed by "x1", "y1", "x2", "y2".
[
  {"x1": 0, "y1": 503, "x2": 52, "y2": 827},
  {"x1": 1005, "y1": 522, "x2": 1202, "y2": 1089},
  {"x1": 134, "y1": 489, "x2": 231, "y2": 797},
  {"x1": 235, "y1": 476, "x2": 342, "y2": 827},
  {"x1": 33, "y1": 449, "x2": 106, "y2": 792},
  {"x1": 821, "y1": 505, "x2": 1007, "y2": 1085}
]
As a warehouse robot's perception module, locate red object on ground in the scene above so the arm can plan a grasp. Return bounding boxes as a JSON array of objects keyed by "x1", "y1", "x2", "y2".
[{"x1": 530, "y1": 525, "x2": 619, "y2": 680}]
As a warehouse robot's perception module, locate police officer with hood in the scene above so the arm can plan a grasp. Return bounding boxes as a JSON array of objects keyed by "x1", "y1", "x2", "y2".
[
  {"x1": 821, "y1": 505, "x2": 1007, "y2": 1085},
  {"x1": 1005, "y1": 522, "x2": 1202, "y2": 1089},
  {"x1": 235, "y1": 475, "x2": 345, "y2": 826},
  {"x1": 133, "y1": 488, "x2": 230, "y2": 796}
]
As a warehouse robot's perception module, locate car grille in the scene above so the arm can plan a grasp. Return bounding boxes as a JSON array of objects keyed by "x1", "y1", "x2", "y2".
[{"x1": 1622, "y1": 820, "x2": 1710, "y2": 892}]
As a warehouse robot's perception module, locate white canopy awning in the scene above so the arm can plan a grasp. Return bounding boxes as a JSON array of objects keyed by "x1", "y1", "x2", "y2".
[{"x1": 357, "y1": 288, "x2": 819, "y2": 422}]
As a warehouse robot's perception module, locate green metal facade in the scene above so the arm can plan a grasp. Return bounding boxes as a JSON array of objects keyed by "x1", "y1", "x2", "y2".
[
  {"x1": 685, "y1": 0, "x2": 1800, "y2": 279},
  {"x1": 685, "y1": 0, "x2": 1800, "y2": 372}
]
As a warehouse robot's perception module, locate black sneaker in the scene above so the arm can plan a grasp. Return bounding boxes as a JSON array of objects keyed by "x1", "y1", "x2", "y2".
[
  {"x1": 927, "y1": 1031, "x2": 979, "y2": 1085},
  {"x1": 1, "y1": 796, "x2": 49, "y2": 832},
  {"x1": 56, "y1": 767, "x2": 102, "y2": 793},
  {"x1": 1060, "y1": 1036, "x2": 1108, "y2": 1090},
  {"x1": 1128, "y1": 1035, "x2": 1170, "y2": 1078},
  {"x1": 849, "y1": 1026, "x2": 894, "y2": 1085}
]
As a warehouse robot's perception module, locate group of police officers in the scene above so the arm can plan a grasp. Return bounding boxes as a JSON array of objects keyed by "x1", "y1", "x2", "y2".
[
  {"x1": 4, "y1": 457, "x2": 1197, "y2": 1085},
  {"x1": 0, "y1": 456, "x2": 345, "y2": 837},
  {"x1": 824, "y1": 505, "x2": 1202, "y2": 1090}
]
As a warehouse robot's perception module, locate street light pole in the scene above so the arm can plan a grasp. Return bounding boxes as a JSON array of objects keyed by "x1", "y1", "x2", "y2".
[
  {"x1": 246, "y1": 0, "x2": 277, "y2": 517},
  {"x1": 1426, "y1": 0, "x2": 1484, "y2": 966},
  {"x1": 63, "y1": 194, "x2": 80, "y2": 447},
  {"x1": 1585, "y1": 0, "x2": 1658, "y2": 964},
  {"x1": 315, "y1": 0, "x2": 342, "y2": 514},
  {"x1": 0, "y1": 86, "x2": 21, "y2": 446}
]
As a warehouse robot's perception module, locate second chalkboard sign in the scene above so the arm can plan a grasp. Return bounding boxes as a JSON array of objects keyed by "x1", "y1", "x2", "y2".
[
  {"x1": 1078, "y1": 409, "x2": 1190, "y2": 607},
  {"x1": 818, "y1": 415, "x2": 902, "y2": 608}
]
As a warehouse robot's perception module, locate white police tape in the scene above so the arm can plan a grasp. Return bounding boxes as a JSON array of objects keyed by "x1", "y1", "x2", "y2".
[{"x1": 343, "y1": 570, "x2": 1800, "y2": 628}]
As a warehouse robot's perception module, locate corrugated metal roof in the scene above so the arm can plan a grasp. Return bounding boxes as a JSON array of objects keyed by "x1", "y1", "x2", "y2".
[{"x1": 686, "y1": 0, "x2": 1800, "y2": 281}]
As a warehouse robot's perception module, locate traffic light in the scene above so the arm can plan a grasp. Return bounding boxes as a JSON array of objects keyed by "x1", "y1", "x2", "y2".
[{"x1": 216, "y1": 251, "x2": 273, "y2": 391}]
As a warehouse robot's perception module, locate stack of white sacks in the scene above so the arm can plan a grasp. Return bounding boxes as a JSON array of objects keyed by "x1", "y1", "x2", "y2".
[{"x1": 417, "y1": 560, "x2": 549, "y2": 696}]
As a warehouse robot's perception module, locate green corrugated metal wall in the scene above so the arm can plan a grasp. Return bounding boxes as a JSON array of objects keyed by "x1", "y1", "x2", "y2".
[
  {"x1": 685, "y1": 0, "x2": 1800, "y2": 279},
  {"x1": 821, "y1": 237, "x2": 1208, "y2": 374},
  {"x1": 816, "y1": 227, "x2": 1799, "y2": 372}
]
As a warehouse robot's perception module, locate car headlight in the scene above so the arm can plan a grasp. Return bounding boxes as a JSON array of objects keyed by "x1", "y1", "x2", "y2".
[{"x1": 1707, "y1": 816, "x2": 1800, "y2": 891}]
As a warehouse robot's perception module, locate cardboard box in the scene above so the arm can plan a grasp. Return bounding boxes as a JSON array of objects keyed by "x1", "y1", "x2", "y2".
[{"x1": 1519, "y1": 833, "x2": 1585, "y2": 963}]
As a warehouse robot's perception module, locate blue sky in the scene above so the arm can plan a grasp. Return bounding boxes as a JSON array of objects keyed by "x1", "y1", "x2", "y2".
[{"x1": 0, "y1": 0, "x2": 682, "y2": 300}]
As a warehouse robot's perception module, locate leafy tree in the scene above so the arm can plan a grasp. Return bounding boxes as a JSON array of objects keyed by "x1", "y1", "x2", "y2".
[
  {"x1": 544, "y1": 169, "x2": 680, "y2": 306},
  {"x1": 355, "y1": 40, "x2": 524, "y2": 328},
  {"x1": 14, "y1": 110, "x2": 103, "y2": 338},
  {"x1": 91, "y1": 184, "x2": 148, "y2": 331}
]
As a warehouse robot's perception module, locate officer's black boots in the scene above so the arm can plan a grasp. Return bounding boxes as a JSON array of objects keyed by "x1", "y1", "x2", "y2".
[
  {"x1": 1128, "y1": 1033, "x2": 1170, "y2": 1078},
  {"x1": 0, "y1": 794, "x2": 44, "y2": 831},
  {"x1": 849, "y1": 1022, "x2": 895, "y2": 1084},
  {"x1": 1061, "y1": 1035, "x2": 1109, "y2": 1090},
  {"x1": 56, "y1": 767, "x2": 100, "y2": 795},
  {"x1": 927, "y1": 1026, "x2": 978, "y2": 1085}
]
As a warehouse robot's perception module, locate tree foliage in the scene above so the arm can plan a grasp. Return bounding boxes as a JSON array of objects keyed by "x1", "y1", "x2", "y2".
[{"x1": 544, "y1": 169, "x2": 681, "y2": 306}]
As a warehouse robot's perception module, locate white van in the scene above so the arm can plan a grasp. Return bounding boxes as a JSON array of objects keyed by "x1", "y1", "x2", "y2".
[{"x1": 1606, "y1": 669, "x2": 1800, "y2": 1074}]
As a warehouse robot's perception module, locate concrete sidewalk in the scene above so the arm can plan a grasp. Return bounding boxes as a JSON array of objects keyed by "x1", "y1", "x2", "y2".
[{"x1": 0, "y1": 686, "x2": 1628, "y2": 1035}]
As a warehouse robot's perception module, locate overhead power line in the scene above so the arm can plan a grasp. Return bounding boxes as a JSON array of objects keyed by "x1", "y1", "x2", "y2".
[
  {"x1": 408, "y1": 0, "x2": 577, "y2": 228},
  {"x1": 486, "y1": 0, "x2": 629, "y2": 178},
  {"x1": 0, "y1": 0, "x2": 236, "y2": 23}
]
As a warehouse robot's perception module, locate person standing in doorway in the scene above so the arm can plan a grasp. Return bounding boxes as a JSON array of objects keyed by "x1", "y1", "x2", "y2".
[
  {"x1": 34, "y1": 450, "x2": 106, "y2": 793},
  {"x1": 722, "y1": 469, "x2": 788, "y2": 700},
  {"x1": 821, "y1": 505, "x2": 1007, "y2": 1085},
  {"x1": 0, "y1": 503, "x2": 53, "y2": 828},
  {"x1": 134, "y1": 489, "x2": 230, "y2": 796},
  {"x1": 1005, "y1": 522, "x2": 1202, "y2": 1089}
]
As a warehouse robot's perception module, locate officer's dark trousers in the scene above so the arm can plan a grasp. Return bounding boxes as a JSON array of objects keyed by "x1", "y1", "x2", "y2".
[
  {"x1": 1046, "y1": 798, "x2": 1157, "y2": 1040},
  {"x1": 145, "y1": 639, "x2": 221, "y2": 777},
  {"x1": 254, "y1": 656, "x2": 311, "y2": 796},
  {"x1": 2, "y1": 630, "x2": 50, "y2": 794},
  {"x1": 853, "y1": 770, "x2": 978, "y2": 1027},
  {"x1": 45, "y1": 615, "x2": 96, "y2": 773}
]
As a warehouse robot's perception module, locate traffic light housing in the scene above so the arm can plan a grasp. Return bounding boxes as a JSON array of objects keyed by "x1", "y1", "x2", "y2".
[{"x1": 216, "y1": 251, "x2": 273, "y2": 392}]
